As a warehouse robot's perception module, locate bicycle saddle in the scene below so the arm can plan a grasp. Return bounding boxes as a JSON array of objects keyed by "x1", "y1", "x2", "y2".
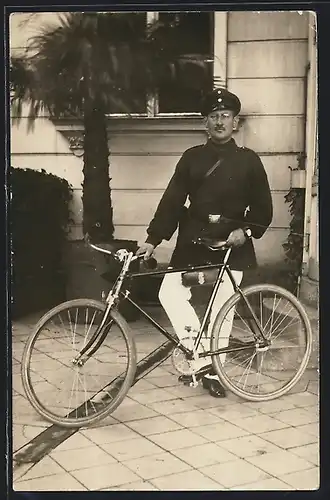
[{"x1": 195, "y1": 237, "x2": 228, "y2": 250}]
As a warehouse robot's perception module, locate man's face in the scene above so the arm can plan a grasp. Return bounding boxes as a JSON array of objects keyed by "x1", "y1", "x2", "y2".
[{"x1": 205, "y1": 109, "x2": 238, "y2": 144}]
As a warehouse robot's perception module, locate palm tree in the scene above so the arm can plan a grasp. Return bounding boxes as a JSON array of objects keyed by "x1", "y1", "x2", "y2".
[{"x1": 10, "y1": 12, "x2": 212, "y2": 243}]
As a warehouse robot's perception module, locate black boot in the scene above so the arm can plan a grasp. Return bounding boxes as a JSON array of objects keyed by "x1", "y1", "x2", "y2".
[{"x1": 202, "y1": 374, "x2": 226, "y2": 398}]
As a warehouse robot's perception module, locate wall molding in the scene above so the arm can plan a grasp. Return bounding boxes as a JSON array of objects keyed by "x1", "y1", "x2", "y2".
[
  {"x1": 11, "y1": 150, "x2": 304, "y2": 157},
  {"x1": 53, "y1": 116, "x2": 206, "y2": 133},
  {"x1": 54, "y1": 117, "x2": 207, "y2": 156}
]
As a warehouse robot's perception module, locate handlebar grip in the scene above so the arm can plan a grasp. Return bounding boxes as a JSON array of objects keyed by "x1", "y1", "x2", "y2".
[
  {"x1": 141, "y1": 257, "x2": 158, "y2": 270},
  {"x1": 193, "y1": 237, "x2": 230, "y2": 250}
]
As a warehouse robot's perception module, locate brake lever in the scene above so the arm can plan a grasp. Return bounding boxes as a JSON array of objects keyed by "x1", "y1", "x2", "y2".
[
  {"x1": 142, "y1": 257, "x2": 158, "y2": 269},
  {"x1": 134, "y1": 254, "x2": 158, "y2": 269}
]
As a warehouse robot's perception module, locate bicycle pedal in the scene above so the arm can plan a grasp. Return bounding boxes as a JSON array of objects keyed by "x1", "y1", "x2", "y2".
[
  {"x1": 189, "y1": 381, "x2": 199, "y2": 388},
  {"x1": 189, "y1": 374, "x2": 199, "y2": 388}
]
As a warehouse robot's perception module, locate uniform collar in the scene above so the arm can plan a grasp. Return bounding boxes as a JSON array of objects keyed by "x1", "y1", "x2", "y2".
[{"x1": 206, "y1": 137, "x2": 237, "y2": 154}]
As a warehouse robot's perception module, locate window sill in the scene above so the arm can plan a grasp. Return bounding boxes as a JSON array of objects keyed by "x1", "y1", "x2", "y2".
[{"x1": 53, "y1": 115, "x2": 206, "y2": 133}]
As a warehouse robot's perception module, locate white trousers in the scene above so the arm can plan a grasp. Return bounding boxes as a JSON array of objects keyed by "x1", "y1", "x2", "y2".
[{"x1": 159, "y1": 270, "x2": 243, "y2": 374}]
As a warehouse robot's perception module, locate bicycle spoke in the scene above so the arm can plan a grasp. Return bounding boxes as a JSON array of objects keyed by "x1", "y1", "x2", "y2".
[
  {"x1": 23, "y1": 301, "x2": 135, "y2": 427},
  {"x1": 263, "y1": 293, "x2": 282, "y2": 334},
  {"x1": 271, "y1": 315, "x2": 302, "y2": 342},
  {"x1": 270, "y1": 343, "x2": 302, "y2": 348},
  {"x1": 225, "y1": 356, "x2": 252, "y2": 377},
  {"x1": 238, "y1": 353, "x2": 257, "y2": 390},
  {"x1": 234, "y1": 309, "x2": 254, "y2": 334},
  {"x1": 256, "y1": 352, "x2": 265, "y2": 392},
  {"x1": 267, "y1": 304, "x2": 295, "y2": 337},
  {"x1": 67, "y1": 309, "x2": 75, "y2": 346},
  {"x1": 70, "y1": 308, "x2": 79, "y2": 349},
  {"x1": 67, "y1": 368, "x2": 79, "y2": 417},
  {"x1": 84, "y1": 308, "x2": 89, "y2": 346},
  {"x1": 77, "y1": 370, "x2": 98, "y2": 416},
  {"x1": 212, "y1": 285, "x2": 311, "y2": 400},
  {"x1": 53, "y1": 315, "x2": 71, "y2": 347},
  {"x1": 230, "y1": 321, "x2": 253, "y2": 336},
  {"x1": 260, "y1": 292, "x2": 263, "y2": 329},
  {"x1": 266, "y1": 348, "x2": 305, "y2": 370}
]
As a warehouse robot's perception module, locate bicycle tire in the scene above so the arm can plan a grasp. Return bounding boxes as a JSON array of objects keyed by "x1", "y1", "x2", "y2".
[
  {"x1": 211, "y1": 284, "x2": 312, "y2": 402},
  {"x1": 21, "y1": 298, "x2": 137, "y2": 428}
]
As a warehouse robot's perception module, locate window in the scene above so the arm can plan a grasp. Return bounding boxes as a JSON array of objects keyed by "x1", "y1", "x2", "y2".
[
  {"x1": 109, "y1": 11, "x2": 214, "y2": 117},
  {"x1": 156, "y1": 12, "x2": 214, "y2": 115},
  {"x1": 107, "y1": 12, "x2": 147, "y2": 115}
]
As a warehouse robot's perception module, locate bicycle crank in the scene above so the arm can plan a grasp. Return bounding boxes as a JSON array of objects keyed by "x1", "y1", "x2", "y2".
[{"x1": 171, "y1": 337, "x2": 207, "y2": 388}]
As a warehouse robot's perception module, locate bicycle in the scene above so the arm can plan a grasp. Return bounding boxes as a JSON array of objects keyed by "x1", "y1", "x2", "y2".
[{"x1": 21, "y1": 238, "x2": 312, "y2": 428}]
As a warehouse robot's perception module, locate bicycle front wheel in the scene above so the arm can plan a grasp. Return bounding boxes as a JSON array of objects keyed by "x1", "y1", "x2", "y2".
[
  {"x1": 211, "y1": 284, "x2": 312, "y2": 401},
  {"x1": 21, "y1": 299, "x2": 137, "y2": 428}
]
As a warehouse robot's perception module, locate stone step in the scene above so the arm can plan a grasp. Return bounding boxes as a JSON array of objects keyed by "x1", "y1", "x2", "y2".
[
  {"x1": 300, "y1": 300, "x2": 319, "y2": 370},
  {"x1": 299, "y1": 275, "x2": 319, "y2": 308}
]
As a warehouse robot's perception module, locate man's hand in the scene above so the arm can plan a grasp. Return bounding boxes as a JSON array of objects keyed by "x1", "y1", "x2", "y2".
[
  {"x1": 136, "y1": 242, "x2": 155, "y2": 260},
  {"x1": 226, "y1": 228, "x2": 246, "y2": 247}
]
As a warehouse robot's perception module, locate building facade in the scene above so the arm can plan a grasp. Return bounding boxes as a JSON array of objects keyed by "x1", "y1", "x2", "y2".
[{"x1": 10, "y1": 11, "x2": 318, "y2": 276}]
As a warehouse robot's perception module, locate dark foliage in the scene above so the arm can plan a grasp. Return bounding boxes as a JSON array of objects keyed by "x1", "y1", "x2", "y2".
[
  {"x1": 10, "y1": 167, "x2": 73, "y2": 316},
  {"x1": 283, "y1": 187, "x2": 305, "y2": 293},
  {"x1": 10, "y1": 12, "x2": 212, "y2": 243}
]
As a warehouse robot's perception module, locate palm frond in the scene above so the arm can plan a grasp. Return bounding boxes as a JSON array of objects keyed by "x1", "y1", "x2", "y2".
[{"x1": 10, "y1": 12, "x2": 213, "y2": 121}]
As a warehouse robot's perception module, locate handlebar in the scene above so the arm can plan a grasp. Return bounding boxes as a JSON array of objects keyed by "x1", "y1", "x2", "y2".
[
  {"x1": 85, "y1": 236, "x2": 157, "y2": 268},
  {"x1": 193, "y1": 238, "x2": 231, "y2": 251},
  {"x1": 85, "y1": 235, "x2": 230, "y2": 268}
]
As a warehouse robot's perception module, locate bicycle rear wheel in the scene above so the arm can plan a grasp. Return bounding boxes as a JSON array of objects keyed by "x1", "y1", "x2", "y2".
[
  {"x1": 21, "y1": 299, "x2": 137, "y2": 427},
  {"x1": 211, "y1": 284, "x2": 312, "y2": 401}
]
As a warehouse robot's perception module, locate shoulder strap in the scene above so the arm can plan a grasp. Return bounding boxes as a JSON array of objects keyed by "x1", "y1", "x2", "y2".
[{"x1": 203, "y1": 157, "x2": 225, "y2": 180}]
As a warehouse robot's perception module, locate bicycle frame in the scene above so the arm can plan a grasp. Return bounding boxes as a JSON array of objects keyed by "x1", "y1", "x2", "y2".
[
  {"x1": 122, "y1": 249, "x2": 269, "y2": 359},
  {"x1": 76, "y1": 245, "x2": 269, "y2": 365}
]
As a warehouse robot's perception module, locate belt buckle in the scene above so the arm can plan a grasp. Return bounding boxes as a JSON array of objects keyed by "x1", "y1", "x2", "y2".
[{"x1": 208, "y1": 214, "x2": 221, "y2": 224}]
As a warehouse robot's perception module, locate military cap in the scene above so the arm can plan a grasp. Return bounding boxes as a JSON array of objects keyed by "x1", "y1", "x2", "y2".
[{"x1": 201, "y1": 88, "x2": 241, "y2": 117}]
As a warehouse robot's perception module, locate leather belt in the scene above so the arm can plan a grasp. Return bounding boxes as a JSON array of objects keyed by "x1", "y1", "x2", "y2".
[
  {"x1": 208, "y1": 214, "x2": 222, "y2": 224},
  {"x1": 187, "y1": 209, "x2": 243, "y2": 227},
  {"x1": 187, "y1": 209, "x2": 224, "y2": 224}
]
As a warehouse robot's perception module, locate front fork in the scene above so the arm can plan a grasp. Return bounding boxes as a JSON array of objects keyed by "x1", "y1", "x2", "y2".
[
  {"x1": 72, "y1": 251, "x2": 135, "y2": 366},
  {"x1": 71, "y1": 301, "x2": 115, "y2": 366}
]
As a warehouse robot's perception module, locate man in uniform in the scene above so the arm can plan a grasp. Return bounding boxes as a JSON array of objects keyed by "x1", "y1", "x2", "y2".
[{"x1": 137, "y1": 88, "x2": 273, "y2": 397}]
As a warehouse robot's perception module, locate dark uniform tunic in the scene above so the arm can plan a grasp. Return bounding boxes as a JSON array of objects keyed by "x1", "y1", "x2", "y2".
[{"x1": 146, "y1": 138, "x2": 273, "y2": 271}]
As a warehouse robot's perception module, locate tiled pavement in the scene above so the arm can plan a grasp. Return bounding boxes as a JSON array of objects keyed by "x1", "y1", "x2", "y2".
[{"x1": 12, "y1": 310, "x2": 320, "y2": 491}]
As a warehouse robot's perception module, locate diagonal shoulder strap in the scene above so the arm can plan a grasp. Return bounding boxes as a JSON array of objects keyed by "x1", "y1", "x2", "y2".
[{"x1": 203, "y1": 157, "x2": 225, "y2": 180}]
